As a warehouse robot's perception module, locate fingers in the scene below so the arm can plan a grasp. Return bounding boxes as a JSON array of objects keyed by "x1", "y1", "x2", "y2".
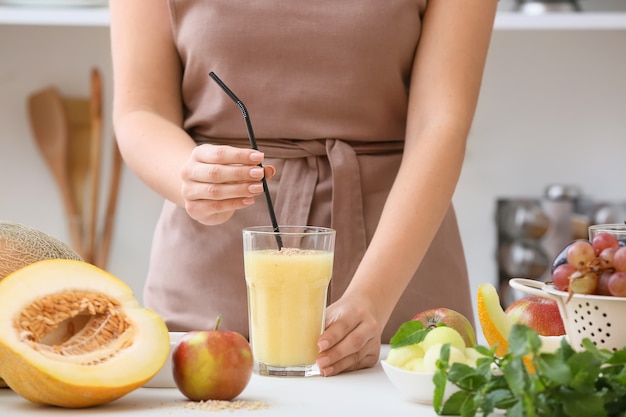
[
  {"x1": 264, "y1": 164, "x2": 276, "y2": 180},
  {"x1": 193, "y1": 143, "x2": 265, "y2": 164},
  {"x1": 317, "y1": 333, "x2": 380, "y2": 377},
  {"x1": 182, "y1": 144, "x2": 266, "y2": 184},
  {"x1": 316, "y1": 304, "x2": 381, "y2": 377},
  {"x1": 180, "y1": 144, "x2": 275, "y2": 225},
  {"x1": 181, "y1": 170, "x2": 265, "y2": 200},
  {"x1": 183, "y1": 189, "x2": 255, "y2": 225}
]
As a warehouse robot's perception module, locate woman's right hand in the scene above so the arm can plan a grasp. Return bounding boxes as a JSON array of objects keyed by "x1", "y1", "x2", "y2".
[{"x1": 180, "y1": 144, "x2": 276, "y2": 225}]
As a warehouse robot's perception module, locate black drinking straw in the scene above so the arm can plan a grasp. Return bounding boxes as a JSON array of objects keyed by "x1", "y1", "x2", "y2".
[{"x1": 208, "y1": 72, "x2": 283, "y2": 249}]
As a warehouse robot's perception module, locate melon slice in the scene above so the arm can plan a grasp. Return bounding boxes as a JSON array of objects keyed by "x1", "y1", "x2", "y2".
[
  {"x1": 477, "y1": 282, "x2": 564, "y2": 357},
  {"x1": 477, "y1": 283, "x2": 512, "y2": 357},
  {"x1": 0, "y1": 259, "x2": 169, "y2": 408}
]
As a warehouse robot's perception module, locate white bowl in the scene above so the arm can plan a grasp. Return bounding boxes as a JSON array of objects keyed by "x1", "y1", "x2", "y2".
[
  {"x1": 380, "y1": 360, "x2": 459, "y2": 405},
  {"x1": 143, "y1": 331, "x2": 186, "y2": 388}
]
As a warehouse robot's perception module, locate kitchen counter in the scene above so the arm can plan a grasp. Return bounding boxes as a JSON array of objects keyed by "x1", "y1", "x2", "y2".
[{"x1": 0, "y1": 347, "x2": 457, "y2": 417}]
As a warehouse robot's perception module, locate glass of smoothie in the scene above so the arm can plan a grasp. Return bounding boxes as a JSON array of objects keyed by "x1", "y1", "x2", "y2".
[
  {"x1": 243, "y1": 226, "x2": 335, "y2": 377},
  {"x1": 589, "y1": 223, "x2": 626, "y2": 243}
]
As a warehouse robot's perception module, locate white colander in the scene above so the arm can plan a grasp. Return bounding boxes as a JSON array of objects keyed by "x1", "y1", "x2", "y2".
[{"x1": 509, "y1": 278, "x2": 626, "y2": 352}]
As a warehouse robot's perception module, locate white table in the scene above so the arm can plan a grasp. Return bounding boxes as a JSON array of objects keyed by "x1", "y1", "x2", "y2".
[{"x1": 0, "y1": 346, "x2": 448, "y2": 416}]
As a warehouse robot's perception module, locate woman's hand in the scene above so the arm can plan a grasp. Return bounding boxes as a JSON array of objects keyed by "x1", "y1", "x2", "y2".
[
  {"x1": 180, "y1": 144, "x2": 276, "y2": 225},
  {"x1": 315, "y1": 295, "x2": 383, "y2": 376}
]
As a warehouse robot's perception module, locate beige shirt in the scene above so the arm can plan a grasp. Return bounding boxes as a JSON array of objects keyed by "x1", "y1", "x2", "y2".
[{"x1": 144, "y1": 0, "x2": 474, "y2": 342}]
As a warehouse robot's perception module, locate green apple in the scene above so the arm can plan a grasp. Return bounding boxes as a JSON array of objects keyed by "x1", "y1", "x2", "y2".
[
  {"x1": 422, "y1": 343, "x2": 467, "y2": 372},
  {"x1": 386, "y1": 343, "x2": 425, "y2": 368},
  {"x1": 421, "y1": 326, "x2": 466, "y2": 352},
  {"x1": 403, "y1": 357, "x2": 425, "y2": 372}
]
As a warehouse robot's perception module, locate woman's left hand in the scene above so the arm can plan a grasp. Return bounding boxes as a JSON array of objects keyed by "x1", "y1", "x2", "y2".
[{"x1": 315, "y1": 296, "x2": 382, "y2": 376}]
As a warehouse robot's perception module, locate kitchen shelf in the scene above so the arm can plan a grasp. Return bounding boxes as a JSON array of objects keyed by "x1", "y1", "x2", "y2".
[
  {"x1": 495, "y1": 11, "x2": 626, "y2": 30},
  {"x1": 0, "y1": 5, "x2": 109, "y2": 26},
  {"x1": 2, "y1": 6, "x2": 626, "y2": 30}
]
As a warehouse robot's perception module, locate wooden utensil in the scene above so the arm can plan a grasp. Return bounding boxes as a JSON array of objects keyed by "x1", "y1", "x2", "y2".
[
  {"x1": 28, "y1": 88, "x2": 84, "y2": 256},
  {"x1": 95, "y1": 138, "x2": 123, "y2": 269},
  {"x1": 29, "y1": 68, "x2": 120, "y2": 268},
  {"x1": 87, "y1": 68, "x2": 103, "y2": 264},
  {"x1": 63, "y1": 95, "x2": 92, "y2": 257},
  {"x1": 60, "y1": 68, "x2": 104, "y2": 264}
]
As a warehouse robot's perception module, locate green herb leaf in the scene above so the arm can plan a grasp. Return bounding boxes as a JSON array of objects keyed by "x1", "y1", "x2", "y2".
[
  {"x1": 536, "y1": 353, "x2": 570, "y2": 385},
  {"x1": 447, "y1": 363, "x2": 487, "y2": 391},
  {"x1": 389, "y1": 320, "x2": 429, "y2": 348},
  {"x1": 439, "y1": 390, "x2": 472, "y2": 416},
  {"x1": 561, "y1": 390, "x2": 608, "y2": 417},
  {"x1": 433, "y1": 361, "x2": 449, "y2": 412},
  {"x1": 433, "y1": 323, "x2": 626, "y2": 417}
]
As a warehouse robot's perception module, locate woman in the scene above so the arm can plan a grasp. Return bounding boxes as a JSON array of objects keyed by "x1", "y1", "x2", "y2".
[{"x1": 109, "y1": 0, "x2": 498, "y2": 376}]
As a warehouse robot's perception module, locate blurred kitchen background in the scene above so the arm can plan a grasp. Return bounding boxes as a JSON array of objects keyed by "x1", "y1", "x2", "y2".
[
  {"x1": 496, "y1": 185, "x2": 626, "y2": 307},
  {"x1": 1, "y1": 1, "x2": 625, "y2": 335}
]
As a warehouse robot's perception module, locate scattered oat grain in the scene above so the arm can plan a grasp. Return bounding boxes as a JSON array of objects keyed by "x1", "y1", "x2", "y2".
[
  {"x1": 160, "y1": 399, "x2": 269, "y2": 413},
  {"x1": 182, "y1": 399, "x2": 269, "y2": 412}
]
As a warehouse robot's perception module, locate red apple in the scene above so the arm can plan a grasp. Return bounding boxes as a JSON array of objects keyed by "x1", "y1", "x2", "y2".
[
  {"x1": 412, "y1": 308, "x2": 476, "y2": 347},
  {"x1": 172, "y1": 315, "x2": 253, "y2": 401},
  {"x1": 505, "y1": 296, "x2": 566, "y2": 336}
]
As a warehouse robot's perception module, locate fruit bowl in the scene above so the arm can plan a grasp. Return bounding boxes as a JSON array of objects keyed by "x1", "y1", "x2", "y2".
[
  {"x1": 380, "y1": 360, "x2": 459, "y2": 405},
  {"x1": 143, "y1": 331, "x2": 186, "y2": 388},
  {"x1": 510, "y1": 278, "x2": 626, "y2": 352}
]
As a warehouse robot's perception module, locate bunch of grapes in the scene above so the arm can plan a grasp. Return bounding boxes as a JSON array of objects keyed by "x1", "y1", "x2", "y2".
[{"x1": 551, "y1": 232, "x2": 626, "y2": 297}]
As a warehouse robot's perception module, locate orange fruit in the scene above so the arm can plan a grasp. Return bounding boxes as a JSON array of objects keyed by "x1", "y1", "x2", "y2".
[{"x1": 477, "y1": 282, "x2": 512, "y2": 358}]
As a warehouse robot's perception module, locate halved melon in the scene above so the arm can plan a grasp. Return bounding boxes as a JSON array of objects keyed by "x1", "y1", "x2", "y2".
[
  {"x1": 0, "y1": 221, "x2": 83, "y2": 388},
  {"x1": 0, "y1": 259, "x2": 169, "y2": 408}
]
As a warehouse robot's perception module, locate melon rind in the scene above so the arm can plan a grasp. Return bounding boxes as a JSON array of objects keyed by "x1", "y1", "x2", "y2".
[{"x1": 0, "y1": 221, "x2": 82, "y2": 280}]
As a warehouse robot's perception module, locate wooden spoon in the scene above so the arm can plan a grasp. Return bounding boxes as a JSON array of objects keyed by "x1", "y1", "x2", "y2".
[
  {"x1": 87, "y1": 68, "x2": 103, "y2": 264},
  {"x1": 95, "y1": 138, "x2": 123, "y2": 269},
  {"x1": 63, "y1": 96, "x2": 92, "y2": 259},
  {"x1": 28, "y1": 88, "x2": 84, "y2": 256}
]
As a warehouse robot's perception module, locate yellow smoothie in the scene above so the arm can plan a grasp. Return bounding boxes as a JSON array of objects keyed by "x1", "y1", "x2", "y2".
[{"x1": 244, "y1": 248, "x2": 333, "y2": 367}]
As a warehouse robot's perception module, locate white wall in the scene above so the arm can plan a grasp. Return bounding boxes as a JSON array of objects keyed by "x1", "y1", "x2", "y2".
[
  {"x1": 456, "y1": 29, "x2": 626, "y2": 308},
  {"x1": 1, "y1": 25, "x2": 625, "y2": 323},
  {"x1": 0, "y1": 25, "x2": 162, "y2": 301}
]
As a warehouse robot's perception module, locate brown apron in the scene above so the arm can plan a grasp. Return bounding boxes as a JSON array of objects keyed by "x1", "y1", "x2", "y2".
[{"x1": 143, "y1": 0, "x2": 474, "y2": 342}]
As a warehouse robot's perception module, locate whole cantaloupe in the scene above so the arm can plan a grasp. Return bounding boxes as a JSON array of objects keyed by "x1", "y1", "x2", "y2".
[
  {"x1": 0, "y1": 221, "x2": 82, "y2": 280},
  {"x1": 0, "y1": 221, "x2": 82, "y2": 388}
]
